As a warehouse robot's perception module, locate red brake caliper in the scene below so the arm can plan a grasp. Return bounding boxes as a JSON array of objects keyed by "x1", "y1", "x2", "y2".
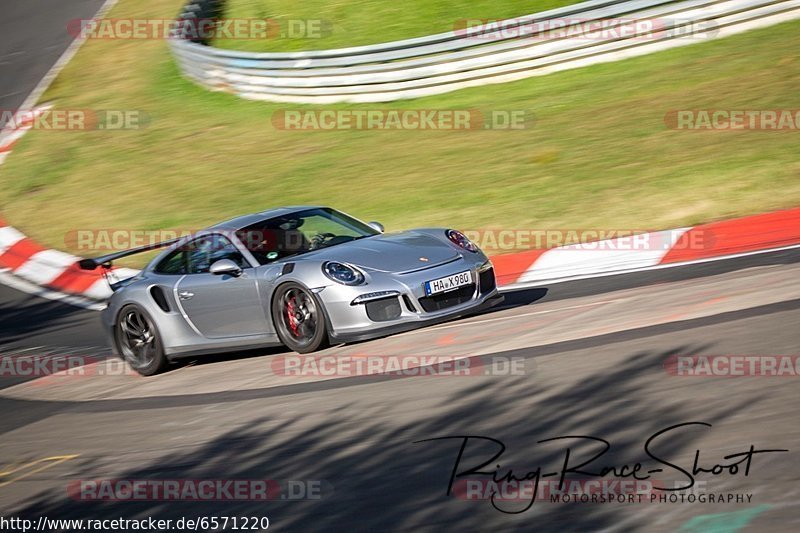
[{"x1": 286, "y1": 296, "x2": 300, "y2": 336}]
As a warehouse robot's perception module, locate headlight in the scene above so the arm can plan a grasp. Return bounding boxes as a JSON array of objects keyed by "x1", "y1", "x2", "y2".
[
  {"x1": 322, "y1": 261, "x2": 365, "y2": 285},
  {"x1": 446, "y1": 229, "x2": 479, "y2": 253}
]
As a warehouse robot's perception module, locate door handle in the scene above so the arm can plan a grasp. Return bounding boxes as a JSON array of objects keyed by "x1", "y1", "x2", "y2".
[{"x1": 179, "y1": 291, "x2": 194, "y2": 300}]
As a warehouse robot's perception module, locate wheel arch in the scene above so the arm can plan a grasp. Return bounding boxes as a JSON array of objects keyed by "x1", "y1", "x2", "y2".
[{"x1": 269, "y1": 279, "x2": 337, "y2": 346}]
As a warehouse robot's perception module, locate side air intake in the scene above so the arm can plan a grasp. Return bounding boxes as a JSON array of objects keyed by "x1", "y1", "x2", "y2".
[{"x1": 149, "y1": 286, "x2": 171, "y2": 312}]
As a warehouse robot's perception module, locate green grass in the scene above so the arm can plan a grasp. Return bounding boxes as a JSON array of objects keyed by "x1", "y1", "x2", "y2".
[
  {"x1": 215, "y1": 0, "x2": 583, "y2": 52},
  {"x1": 1, "y1": 0, "x2": 799, "y2": 262}
]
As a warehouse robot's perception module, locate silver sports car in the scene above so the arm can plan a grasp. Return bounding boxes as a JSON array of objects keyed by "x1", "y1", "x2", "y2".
[{"x1": 81, "y1": 207, "x2": 502, "y2": 375}]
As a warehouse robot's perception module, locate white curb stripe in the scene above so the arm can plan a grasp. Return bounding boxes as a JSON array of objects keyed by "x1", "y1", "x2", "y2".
[
  {"x1": 14, "y1": 249, "x2": 81, "y2": 285},
  {"x1": 517, "y1": 228, "x2": 692, "y2": 283},
  {"x1": 0, "y1": 226, "x2": 26, "y2": 254}
]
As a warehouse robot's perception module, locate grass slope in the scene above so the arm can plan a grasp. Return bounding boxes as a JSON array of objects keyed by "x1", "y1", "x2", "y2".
[{"x1": 215, "y1": 0, "x2": 583, "y2": 52}]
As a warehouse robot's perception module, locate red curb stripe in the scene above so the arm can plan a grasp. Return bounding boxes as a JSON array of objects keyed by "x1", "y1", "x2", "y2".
[
  {"x1": 490, "y1": 249, "x2": 547, "y2": 285},
  {"x1": 48, "y1": 264, "x2": 105, "y2": 293},
  {"x1": 660, "y1": 208, "x2": 800, "y2": 264},
  {"x1": 1, "y1": 206, "x2": 799, "y2": 298},
  {"x1": 0, "y1": 140, "x2": 18, "y2": 153},
  {"x1": 0, "y1": 238, "x2": 46, "y2": 270}
]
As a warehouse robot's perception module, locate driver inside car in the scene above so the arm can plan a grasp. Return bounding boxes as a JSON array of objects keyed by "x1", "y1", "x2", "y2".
[{"x1": 238, "y1": 217, "x2": 313, "y2": 264}]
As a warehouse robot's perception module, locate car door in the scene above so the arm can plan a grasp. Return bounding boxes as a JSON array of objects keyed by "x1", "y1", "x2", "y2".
[{"x1": 175, "y1": 234, "x2": 270, "y2": 338}]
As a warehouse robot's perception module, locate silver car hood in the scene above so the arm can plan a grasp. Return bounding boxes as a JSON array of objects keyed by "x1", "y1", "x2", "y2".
[{"x1": 306, "y1": 232, "x2": 459, "y2": 273}]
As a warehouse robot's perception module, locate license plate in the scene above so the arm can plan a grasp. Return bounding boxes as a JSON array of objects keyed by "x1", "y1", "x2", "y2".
[{"x1": 424, "y1": 270, "x2": 472, "y2": 296}]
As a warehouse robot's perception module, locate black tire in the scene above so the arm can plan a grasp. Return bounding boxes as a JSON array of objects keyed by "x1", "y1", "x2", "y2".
[
  {"x1": 114, "y1": 304, "x2": 169, "y2": 376},
  {"x1": 272, "y1": 282, "x2": 329, "y2": 353}
]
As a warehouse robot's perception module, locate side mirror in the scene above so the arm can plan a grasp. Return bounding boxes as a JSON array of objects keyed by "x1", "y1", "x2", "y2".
[
  {"x1": 368, "y1": 221, "x2": 385, "y2": 233},
  {"x1": 210, "y1": 259, "x2": 243, "y2": 277}
]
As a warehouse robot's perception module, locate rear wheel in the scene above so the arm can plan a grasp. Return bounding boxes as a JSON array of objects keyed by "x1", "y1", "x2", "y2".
[
  {"x1": 115, "y1": 304, "x2": 168, "y2": 376},
  {"x1": 272, "y1": 283, "x2": 329, "y2": 353}
]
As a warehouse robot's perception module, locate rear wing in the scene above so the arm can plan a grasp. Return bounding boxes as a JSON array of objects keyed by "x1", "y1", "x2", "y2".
[
  {"x1": 78, "y1": 238, "x2": 180, "y2": 270},
  {"x1": 78, "y1": 238, "x2": 180, "y2": 291}
]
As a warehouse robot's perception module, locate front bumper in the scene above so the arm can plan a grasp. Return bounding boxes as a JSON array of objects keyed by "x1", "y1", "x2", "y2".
[
  {"x1": 328, "y1": 292, "x2": 503, "y2": 343},
  {"x1": 319, "y1": 257, "x2": 502, "y2": 343}
]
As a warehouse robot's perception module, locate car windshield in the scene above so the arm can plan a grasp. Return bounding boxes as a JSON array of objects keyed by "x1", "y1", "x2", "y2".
[{"x1": 237, "y1": 207, "x2": 380, "y2": 265}]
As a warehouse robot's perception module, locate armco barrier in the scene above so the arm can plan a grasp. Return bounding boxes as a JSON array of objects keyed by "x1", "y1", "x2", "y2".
[{"x1": 169, "y1": 0, "x2": 800, "y2": 103}]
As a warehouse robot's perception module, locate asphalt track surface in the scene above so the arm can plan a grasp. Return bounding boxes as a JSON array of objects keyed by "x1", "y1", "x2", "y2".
[
  {"x1": 1, "y1": 2, "x2": 799, "y2": 531},
  {"x1": 0, "y1": 0, "x2": 106, "y2": 115},
  {"x1": 1, "y1": 249, "x2": 799, "y2": 531}
]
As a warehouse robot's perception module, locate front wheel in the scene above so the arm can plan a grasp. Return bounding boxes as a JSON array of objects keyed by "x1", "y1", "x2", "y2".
[
  {"x1": 272, "y1": 283, "x2": 329, "y2": 353},
  {"x1": 115, "y1": 304, "x2": 168, "y2": 376}
]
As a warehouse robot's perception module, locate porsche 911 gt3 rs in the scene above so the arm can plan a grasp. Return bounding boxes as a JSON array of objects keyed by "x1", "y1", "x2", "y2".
[{"x1": 81, "y1": 207, "x2": 502, "y2": 375}]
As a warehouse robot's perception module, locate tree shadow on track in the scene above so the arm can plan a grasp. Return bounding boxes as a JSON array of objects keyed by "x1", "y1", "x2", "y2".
[
  {"x1": 494, "y1": 287, "x2": 549, "y2": 310},
  {"x1": 6, "y1": 343, "x2": 766, "y2": 531},
  {"x1": 0, "y1": 293, "x2": 110, "y2": 393},
  {"x1": 167, "y1": 287, "x2": 549, "y2": 373},
  {"x1": 0, "y1": 296, "x2": 100, "y2": 348}
]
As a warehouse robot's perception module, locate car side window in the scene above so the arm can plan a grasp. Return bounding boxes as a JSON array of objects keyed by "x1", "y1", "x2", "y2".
[
  {"x1": 154, "y1": 250, "x2": 187, "y2": 275},
  {"x1": 186, "y1": 235, "x2": 249, "y2": 275}
]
